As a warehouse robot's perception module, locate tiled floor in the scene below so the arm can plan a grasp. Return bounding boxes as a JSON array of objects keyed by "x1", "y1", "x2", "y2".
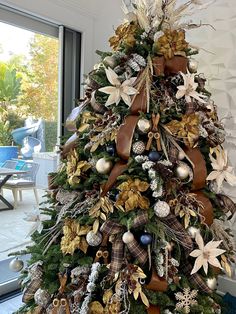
[
  {"x1": 0, "y1": 188, "x2": 45, "y2": 261},
  {"x1": 0, "y1": 294, "x2": 23, "y2": 314}
]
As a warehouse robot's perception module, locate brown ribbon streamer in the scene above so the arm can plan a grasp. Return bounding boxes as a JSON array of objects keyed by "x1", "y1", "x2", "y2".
[
  {"x1": 184, "y1": 147, "x2": 207, "y2": 191},
  {"x1": 147, "y1": 305, "x2": 161, "y2": 314},
  {"x1": 184, "y1": 147, "x2": 213, "y2": 225},
  {"x1": 152, "y1": 56, "x2": 188, "y2": 76},
  {"x1": 100, "y1": 212, "x2": 149, "y2": 274},
  {"x1": 101, "y1": 161, "x2": 128, "y2": 197},
  {"x1": 145, "y1": 268, "x2": 168, "y2": 292},
  {"x1": 194, "y1": 191, "x2": 214, "y2": 226},
  {"x1": 116, "y1": 115, "x2": 140, "y2": 160},
  {"x1": 130, "y1": 84, "x2": 148, "y2": 115},
  {"x1": 102, "y1": 84, "x2": 148, "y2": 196}
]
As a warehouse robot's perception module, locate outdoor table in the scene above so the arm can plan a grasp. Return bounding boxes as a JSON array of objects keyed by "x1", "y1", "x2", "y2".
[{"x1": 0, "y1": 168, "x2": 27, "y2": 211}]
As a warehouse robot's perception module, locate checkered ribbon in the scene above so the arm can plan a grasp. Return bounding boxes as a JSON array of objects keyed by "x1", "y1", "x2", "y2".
[
  {"x1": 185, "y1": 102, "x2": 196, "y2": 114},
  {"x1": 100, "y1": 212, "x2": 149, "y2": 274},
  {"x1": 168, "y1": 144, "x2": 179, "y2": 163},
  {"x1": 183, "y1": 262, "x2": 212, "y2": 294}
]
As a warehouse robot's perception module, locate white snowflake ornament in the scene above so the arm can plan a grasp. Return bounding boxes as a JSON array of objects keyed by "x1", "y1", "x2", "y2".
[{"x1": 175, "y1": 287, "x2": 198, "y2": 313}]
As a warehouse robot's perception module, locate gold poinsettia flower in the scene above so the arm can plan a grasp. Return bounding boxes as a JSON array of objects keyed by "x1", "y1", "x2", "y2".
[
  {"x1": 66, "y1": 149, "x2": 91, "y2": 186},
  {"x1": 109, "y1": 22, "x2": 137, "y2": 51},
  {"x1": 115, "y1": 178, "x2": 150, "y2": 211},
  {"x1": 165, "y1": 113, "x2": 199, "y2": 148},
  {"x1": 61, "y1": 219, "x2": 91, "y2": 255},
  {"x1": 154, "y1": 29, "x2": 189, "y2": 59}
]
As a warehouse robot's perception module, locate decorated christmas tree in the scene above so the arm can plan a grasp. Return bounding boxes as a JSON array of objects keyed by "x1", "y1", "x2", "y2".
[{"x1": 15, "y1": 1, "x2": 236, "y2": 313}]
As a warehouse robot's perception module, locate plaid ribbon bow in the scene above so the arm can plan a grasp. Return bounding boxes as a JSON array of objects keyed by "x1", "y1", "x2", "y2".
[{"x1": 100, "y1": 212, "x2": 149, "y2": 274}]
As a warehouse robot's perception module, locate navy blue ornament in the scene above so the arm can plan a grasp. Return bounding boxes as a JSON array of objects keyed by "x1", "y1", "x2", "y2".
[
  {"x1": 106, "y1": 145, "x2": 115, "y2": 156},
  {"x1": 140, "y1": 233, "x2": 152, "y2": 245},
  {"x1": 148, "y1": 151, "x2": 161, "y2": 162}
]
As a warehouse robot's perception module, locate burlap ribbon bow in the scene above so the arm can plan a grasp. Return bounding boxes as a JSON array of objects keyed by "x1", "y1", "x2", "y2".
[{"x1": 100, "y1": 212, "x2": 149, "y2": 274}]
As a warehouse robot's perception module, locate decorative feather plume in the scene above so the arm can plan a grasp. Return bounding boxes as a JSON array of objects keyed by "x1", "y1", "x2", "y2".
[{"x1": 128, "y1": 0, "x2": 216, "y2": 31}]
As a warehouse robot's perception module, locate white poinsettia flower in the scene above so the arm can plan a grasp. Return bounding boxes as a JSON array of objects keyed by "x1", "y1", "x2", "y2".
[
  {"x1": 176, "y1": 71, "x2": 207, "y2": 103},
  {"x1": 190, "y1": 232, "x2": 225, "y2": 275},
  {"x1": 206, "y1": 148, "x2": 236, "y2": 193},
  {"x1": 99, "y1": 67, "x2": 137, "y2": 107}
]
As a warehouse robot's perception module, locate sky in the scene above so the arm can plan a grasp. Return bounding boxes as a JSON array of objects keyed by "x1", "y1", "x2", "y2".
[{"x1": 0, "y1": 22, "x2": 34, "y2": 61}]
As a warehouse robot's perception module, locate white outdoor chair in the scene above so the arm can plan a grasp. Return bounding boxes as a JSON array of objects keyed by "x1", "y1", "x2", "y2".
[{"x1": 3, "y1": 161, "x2": 39, "y2": 208}]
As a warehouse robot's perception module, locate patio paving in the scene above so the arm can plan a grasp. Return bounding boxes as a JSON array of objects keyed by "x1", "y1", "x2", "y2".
[{"x1": 0, "y1": 188, "x2": 46, "y2": 261}]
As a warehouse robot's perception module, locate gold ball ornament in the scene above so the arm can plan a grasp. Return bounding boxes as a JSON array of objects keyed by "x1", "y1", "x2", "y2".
[
  {"x1": 178, "y1": 151, "x2": 185, "y2": 161},
  {"x1": 187, "y1": 226, "x2": 200, "y2": 239},
  {"x1": 188, "y1": 58, "x2": 199, "y2": 73},
  {"x1": 96, "y1": 158, "x2": 113, "y2": 174},
  {"x1": 122, "y1": 231, "x2": 134, "y2": 244},
  {"x1": 206, "y1": 277, "x2": 217, "y2": 290},
  {"x1": 176, "y1": 163, "x2": 190, "y2": 180},
  {"x1": 86, "y1": 231, "x2": 103, "y2": 247},
  {"x1": 9, "y1": 257, "x2": 24, "y2": 272},
  {"x1": 103, "y1": 56, "x2": 117, "y2": 69},
  {"x1": 132, "y1": 141, "x2": 146, "y2": 155},
  {"x1": 137, "y1": 118, "x2": 152, "y2": 134}
]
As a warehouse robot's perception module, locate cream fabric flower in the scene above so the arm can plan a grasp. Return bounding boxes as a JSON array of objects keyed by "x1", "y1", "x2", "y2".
[
  {"x1": 99, "y1": 67, "x2": 137, "y2": 107},
  {"x1": 206, "y1": 148, "x2": 236, "y2": 192},
  {"x1": 176, "y1": 71, "x2": 207, "y2": 103},
  {"x1": 190, "y1": 233, "x2": 225, "y2": 275}
]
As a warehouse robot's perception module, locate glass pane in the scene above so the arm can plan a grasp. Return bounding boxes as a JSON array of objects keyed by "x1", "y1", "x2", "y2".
[{"x1": 0, "y1": 21, "x2": 59, "y2": 294}]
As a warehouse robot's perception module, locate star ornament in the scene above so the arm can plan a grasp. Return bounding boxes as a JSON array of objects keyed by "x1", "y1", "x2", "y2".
[
  {"x1": 190, "y1": 233, "x2": 225, "y2": 275},
  {"x1": 176, "y1": 71, "x2": 207, "y2": 103},
  {"x1": 206, "y1": 148, "x2": 236, "y2": 192},
  {"x1": 99, "y1": 67, "x2": 137, "y2": 107}
]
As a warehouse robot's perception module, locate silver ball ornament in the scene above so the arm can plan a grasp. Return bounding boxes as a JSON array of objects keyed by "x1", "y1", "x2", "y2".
[
  {"x1": 176, "y1": 163, "x2": 190, "y2": 180},
  {"x1": 122, "y1": 231, "x2": 134, "y2": 244},
  {"x1": 178, "y1": 151, "x2": 185, "y2": 161},
  {"x1": 137, "y1": 118, "x2": 151, "y2": 134},
  {"x1": 86, "y1": 231, "x2": 103, "y2": 247},
  {"x1": 187, "y1": 226, "x2": 200, "y2": 239},
  {"x1": 206, "y1": 277, "x2": 217, "y2": 290},
  {"x1": 154, "y1": 201, "x2": 170, "y2": 218},
  {"x1": 96, "y1": 158, "x2": 113, "y2": 174},
  {"x1": 132, "y1": 141, "x2": 146, "y2": 155},
  {"x1": 9, "y1": 257, "x2": 24, "y2": 272},
  {"x1": 188, "y1": 58, "x2": 199, "y2": 73},
  {"x1": 34, "y1": 288, "x2": 51, "y2": 307},
  {"x1": 103, "y1": 56, "x2": 117, "y2": 69}
]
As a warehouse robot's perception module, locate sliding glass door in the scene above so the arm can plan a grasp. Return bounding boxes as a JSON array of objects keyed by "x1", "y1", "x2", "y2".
[{"x1": 0, "y1": 4, "x2": 81, "y2": 298}]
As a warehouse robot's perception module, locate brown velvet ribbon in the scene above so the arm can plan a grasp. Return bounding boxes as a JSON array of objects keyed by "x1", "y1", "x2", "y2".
[
  {"x1": 102, "y1": 85, "x2": 148, "y2": 196},
  {"x1": 147, "y1": 305, "x2": 161, "y2": 314},
  {"x1": 152, "y1": 56, "x2": 188, "y2": 76},
  {"x1": 184, "y1": 147, "x2": 207, "y2": 191},
  {"x1": 184, "y1": 147, "x2": 213, "y2": 226},
  {"x1": 145, "y1": 268, "x2": 168, "y2": 292}
]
